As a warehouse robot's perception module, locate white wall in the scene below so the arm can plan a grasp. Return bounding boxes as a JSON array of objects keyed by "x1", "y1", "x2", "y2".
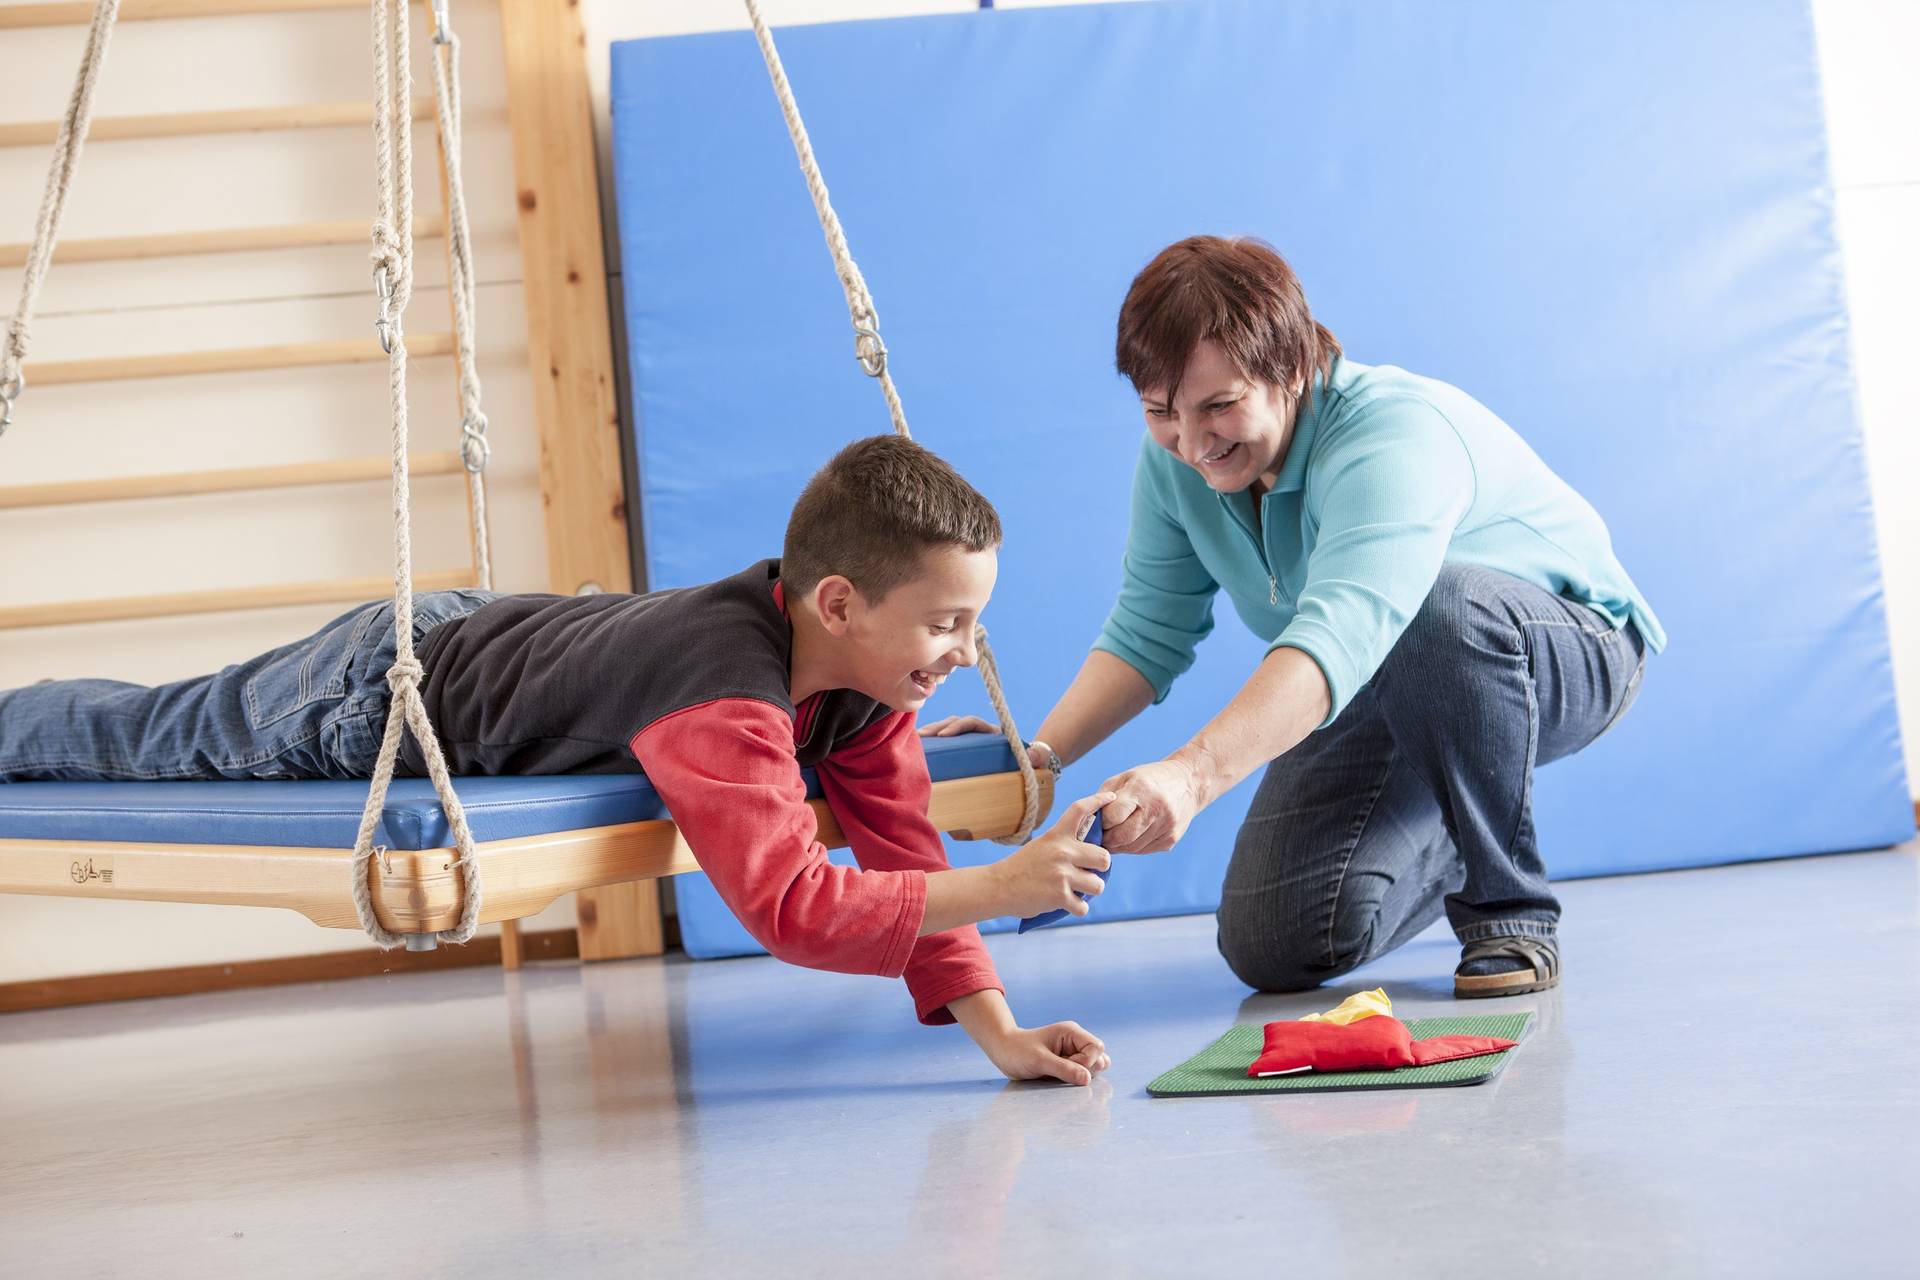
[{"x1": 0, "y1": 0, "x2": 1913, "y2": 984}]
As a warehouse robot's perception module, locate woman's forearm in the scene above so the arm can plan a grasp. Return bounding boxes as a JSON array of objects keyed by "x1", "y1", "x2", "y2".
[
  {"x1": 1169, "y1": 646, "x2": 1330, "y2": 806},
  {"x1": 1033, "y1": 650, "x2": 1158, "y2": 765}
]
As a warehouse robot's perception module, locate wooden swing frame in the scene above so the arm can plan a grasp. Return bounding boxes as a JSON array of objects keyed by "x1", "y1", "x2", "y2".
[{"x1": 0, "y1": 0, "x2": 1048, "y2": 971}]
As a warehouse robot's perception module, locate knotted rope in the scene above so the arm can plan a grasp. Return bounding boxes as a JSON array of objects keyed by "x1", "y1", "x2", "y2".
[
  {"x1": 1, "y1": 0, "x2": 121, "y2": 438},
  {"x1": 425, "y1": 0, "x2": 494, "y2": 589},
  {"x1": 351, "y1": 0, "x2": 484, "y2": 946},
  {"x1": 743, "y1": 0, "x2": 1042, "y2": 844}
]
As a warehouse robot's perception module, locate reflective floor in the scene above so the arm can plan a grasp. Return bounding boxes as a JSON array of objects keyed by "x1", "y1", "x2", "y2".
[{"x1": 4, "y1": 847, "x2": 1917, "y2": 1278}]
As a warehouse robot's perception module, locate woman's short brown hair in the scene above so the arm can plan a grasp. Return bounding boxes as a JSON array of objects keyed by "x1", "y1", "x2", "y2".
[
  {"x1": 1115, "y1": 235, "x2": 1341, "y2": 407},
  {"x1": 782, "y1": 435, "x2": 1002, "y2": 603}
]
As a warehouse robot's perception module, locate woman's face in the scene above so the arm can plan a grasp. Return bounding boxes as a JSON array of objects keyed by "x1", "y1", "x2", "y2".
[{"x1": 1141, "y1": 340, "x2": 1298, "y2": 497}]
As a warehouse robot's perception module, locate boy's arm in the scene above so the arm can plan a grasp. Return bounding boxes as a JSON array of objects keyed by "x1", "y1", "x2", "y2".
[
  {"x1": 629, "y1": 700, "x2": 932, "y2": 979},
  {"x1": 814, "y1": 710, "x2": 1004, "y2": 1026}
]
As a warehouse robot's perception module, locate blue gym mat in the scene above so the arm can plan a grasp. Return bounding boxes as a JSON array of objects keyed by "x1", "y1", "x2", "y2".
[{"x1": 608, "y1": 0, "x2": 1911, "y2": 959}]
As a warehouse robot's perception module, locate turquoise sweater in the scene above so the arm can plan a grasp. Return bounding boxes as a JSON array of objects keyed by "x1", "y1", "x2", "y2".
[{"x1": 1094, "y1": 358, "x2": 1665, "y2": 725}]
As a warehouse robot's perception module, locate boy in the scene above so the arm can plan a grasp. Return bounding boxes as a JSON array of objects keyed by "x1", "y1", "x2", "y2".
[{"x1": 0, "y1": 436, "x2": 1113, "y2": 1086}]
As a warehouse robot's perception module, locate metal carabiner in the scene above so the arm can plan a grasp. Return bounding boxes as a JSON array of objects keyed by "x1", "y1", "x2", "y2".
[
  {"x1": 0, "y1": 370, "x2": 23, "y2": 437},
  {"x1": 430, "y1": 0, "x2": 453, "y2": 44},
  {"x1": 458, "y1": 410, "x2": 491, "y2": 473},
  {"x1": 853, "y1": 324, "x2": 888, "y2": 378},
  {"x1": 373, "y1": 265, "x2": 396, "y2": 354}
]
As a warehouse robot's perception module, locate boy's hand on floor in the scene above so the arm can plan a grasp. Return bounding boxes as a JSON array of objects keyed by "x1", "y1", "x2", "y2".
[
  {"x1": 991, "y1": 793, "x2": 1114, "y2": 919},
  {"x1": 982, "y1": 1021, "x2": 1111, "y2": 1087}
]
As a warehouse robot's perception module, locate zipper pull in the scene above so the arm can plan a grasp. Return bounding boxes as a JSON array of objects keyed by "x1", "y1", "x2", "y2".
[{"x1": 1269, "y1": 576, "x2": 1278, "y2": 606}]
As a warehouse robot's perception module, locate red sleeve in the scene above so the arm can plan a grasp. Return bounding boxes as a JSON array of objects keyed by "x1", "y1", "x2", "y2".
[
  {"x1": 630, "y1": 699, "x2": 924, "y2": 979},
  {"x1": 815, "y1": 710, "x2": 1004, "y2": 1026}
]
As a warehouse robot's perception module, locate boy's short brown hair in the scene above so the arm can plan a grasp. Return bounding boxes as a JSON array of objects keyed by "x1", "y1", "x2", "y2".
[
  {"x1": 782, "y1": 435, "x2": 1002, "y2": 603},
  {"x1": 1116, "y1": 235, "x2": 1342, "y2": 407}
]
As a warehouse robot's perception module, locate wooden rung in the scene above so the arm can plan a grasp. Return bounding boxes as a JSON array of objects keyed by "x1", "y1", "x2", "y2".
[
  {"x1": 0, "y1": 771, "x2": 1054, "y2": 933},
  {"x1": 0, "y1": 217, "x2": 446, "y2": 269},
  {"x1": 1, "y1": 0, "x2": 387, "y2": 29},
  {"x1": 0, "y1": 99, "x2": 434, "y2": 149},
  {"x1": 0, "y1": 568, "x2": 475, "y2": 631},
  {"x1": 25, "y1": 332, "x2": 454, "y2": 386},
  {"x1": 0, "y1": 451, "x2": 464, "y2": 510}
]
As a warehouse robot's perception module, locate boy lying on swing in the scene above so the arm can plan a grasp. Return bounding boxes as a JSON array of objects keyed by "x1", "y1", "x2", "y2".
[{"x1": 0, "y1": 436, "x2": 1112, "y2": 1086}]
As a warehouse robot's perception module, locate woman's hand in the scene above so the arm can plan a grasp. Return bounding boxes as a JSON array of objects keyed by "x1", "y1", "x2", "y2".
[
  {"x1": 919, "y1": 714, "x2": 1057, "y2": 775},
  {"x1": 1097, "y1": 758, "x2": 1207, "y2": 853}
]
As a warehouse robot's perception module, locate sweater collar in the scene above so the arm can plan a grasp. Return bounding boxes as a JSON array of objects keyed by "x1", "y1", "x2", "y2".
[{"x1": 1265, "y1": 361, "x2": 1332, "y2": 495}]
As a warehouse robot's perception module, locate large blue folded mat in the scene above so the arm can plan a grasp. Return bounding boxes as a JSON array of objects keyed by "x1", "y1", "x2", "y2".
[
  {"x1": 610, "y1": 0, "x2": 1911, "y2": 960},
  {"x1": 0, "y1": 735, "x2": 1014, "y2": 851}
]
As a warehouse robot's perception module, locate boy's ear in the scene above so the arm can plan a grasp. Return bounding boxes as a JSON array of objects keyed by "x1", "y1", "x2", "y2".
[{"x1": 812, "y1": 575, "x2": 857, "y2": 634}]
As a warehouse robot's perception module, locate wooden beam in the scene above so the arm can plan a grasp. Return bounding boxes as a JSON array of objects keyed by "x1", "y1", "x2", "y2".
[
  {"x1": 0, "y1": 217, "x2": 444, "y2": 269},
  {"x1": 0, "y1": 0, "x2": 391, "y2": 28},
  {"x1": 0, "y1": 928, "x2": 580, "y2": 1015},
  {"x1": 25, "y1": 332, "x2": 454, "y2": 386},
  {"x1": 0, "y1": 568, "x2": 474, "y2": 630},
  {"x1": 498, "y1": 0, "x2": 654, "y2": 961},
  {"x1": 0, "y1": 451, "x2": 462, "y2": 510},
  {"x1": 0, "y1": 99, "x2": 434, "y2": 149}
]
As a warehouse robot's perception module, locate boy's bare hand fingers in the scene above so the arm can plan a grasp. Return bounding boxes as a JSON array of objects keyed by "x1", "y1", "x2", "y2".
[
  {"x1": 1070, "y1": 870, "x2": 1105, "y2": 898},
  {"x1": 1074, "y1": 842, "x2": 1112, "y2": 872},
  {"x1": 1036, "y1": 1049, "x2": 1092, "y2": 1087},
  {"x1": 1053, "y1": 1022, "x2": 1104, "y2": 1056},
  {"x1": 1053, "y1": 791, "x2": 1115, "y2": 839}
]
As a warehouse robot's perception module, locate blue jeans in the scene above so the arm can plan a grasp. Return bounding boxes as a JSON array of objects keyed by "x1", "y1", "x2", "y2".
[
  {"x1": 0, "y1": 591, "x2": 498, "y2": 782},
  {"x1": 1215, "y1": 565, "x2": 1647, "y2": 990}
]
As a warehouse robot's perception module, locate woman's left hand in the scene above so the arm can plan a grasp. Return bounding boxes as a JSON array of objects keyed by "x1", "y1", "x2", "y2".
[{"x1": 1097, "y1": 758, "x2": 1206, "y2": 853}]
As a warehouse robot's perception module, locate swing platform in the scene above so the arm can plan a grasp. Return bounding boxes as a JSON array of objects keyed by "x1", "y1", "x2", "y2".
[{"x1": 0, "y1": 734, "x2": 1045, "y2": 940}]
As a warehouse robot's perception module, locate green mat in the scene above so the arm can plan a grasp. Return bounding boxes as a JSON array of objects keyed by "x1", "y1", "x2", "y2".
[{"x1": 1147, "y1": 1013, "x2": 1534, "y2": 1097}]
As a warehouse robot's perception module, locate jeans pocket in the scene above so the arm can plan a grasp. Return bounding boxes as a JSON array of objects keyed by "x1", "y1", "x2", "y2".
[
  {"x1": 244, "y1": 603, "x2": 384, "y2": 733},
  {"x1": 323, "y1": 699, "x2": 386, "y2": 777}
]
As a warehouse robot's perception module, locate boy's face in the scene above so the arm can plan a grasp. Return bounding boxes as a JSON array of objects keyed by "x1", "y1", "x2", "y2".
[{"x1": 826, "y1": 545, "x2": 998, "y2": 715}]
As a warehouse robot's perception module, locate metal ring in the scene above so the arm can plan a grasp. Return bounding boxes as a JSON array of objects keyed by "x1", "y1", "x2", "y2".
[
  {"x1": 853, "y1": 325, "x2": 888, "y2": 377},
  {"x1": 430, "y1": 0, "x2": 453, "y2": 43}
]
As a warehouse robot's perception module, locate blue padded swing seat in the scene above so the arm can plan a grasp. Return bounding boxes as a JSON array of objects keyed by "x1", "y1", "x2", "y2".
[{"x1": 0, "y1": 734, "x2": 1034, "y2": 935}]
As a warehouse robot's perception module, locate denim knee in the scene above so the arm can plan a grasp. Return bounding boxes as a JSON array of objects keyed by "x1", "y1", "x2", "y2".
[{"x1": 1216, "y1": 900, "x2": 1366, "y2": 994}]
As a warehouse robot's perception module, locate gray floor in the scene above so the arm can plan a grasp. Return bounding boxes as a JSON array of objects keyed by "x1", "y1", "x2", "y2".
[{"x1": 4, "y1": 848, "x2": 1918, "y2": 1278}]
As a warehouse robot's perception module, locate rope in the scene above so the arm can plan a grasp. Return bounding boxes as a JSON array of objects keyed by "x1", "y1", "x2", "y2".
[
  {"x1": 742, "y1": 0, "x2": 1042, "y2": 844},
  {"x1": 425, "y1": 0, "x2": 494, "y2": 589},
  {"x1": 352, "y1": 0, "x2": 484, "y2": 947},
  {"x1": 1, "y1": 0, "x2": 122, "y2": 439}
]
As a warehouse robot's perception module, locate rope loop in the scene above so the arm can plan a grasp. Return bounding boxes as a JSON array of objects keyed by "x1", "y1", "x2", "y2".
[{"x1": 744, "y1": 0, "x2": 1043, "y2": 837}]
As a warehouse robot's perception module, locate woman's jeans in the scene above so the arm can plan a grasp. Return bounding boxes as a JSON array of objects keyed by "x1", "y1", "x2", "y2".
[
  {"x1": 0, "y1": 591, "x2": 498, "y2": 782},
  {"x1": 1216, "y1": 565, "x2": 1647, "y2": 991}
]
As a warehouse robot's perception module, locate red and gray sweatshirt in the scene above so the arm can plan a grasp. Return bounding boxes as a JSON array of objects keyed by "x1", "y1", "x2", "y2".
[{"x1": 405, "y1": 559, "x2": 1002, "y2": 1024}]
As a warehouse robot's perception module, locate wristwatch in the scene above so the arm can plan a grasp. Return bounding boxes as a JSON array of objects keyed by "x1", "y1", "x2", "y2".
[{"x1": 1029, "y1": 739, "x2": 1065, "y2": 778}]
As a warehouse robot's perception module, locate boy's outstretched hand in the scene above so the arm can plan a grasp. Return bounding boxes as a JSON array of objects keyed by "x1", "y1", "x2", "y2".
[
  {"x1": 981, "y1": 1020, "x2": 1111, "y2": 1087},
  {"x1": 949, "y1": 989, "x2": 1110, "y2": 1087}
]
